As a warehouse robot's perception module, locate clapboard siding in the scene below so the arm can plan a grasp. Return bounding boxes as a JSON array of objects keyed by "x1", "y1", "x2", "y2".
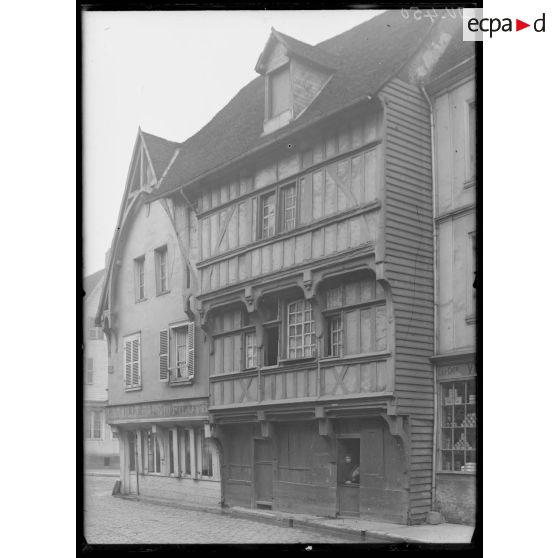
[{"x1": 382, "y1": 77, "x2": 434, "y2": 523}]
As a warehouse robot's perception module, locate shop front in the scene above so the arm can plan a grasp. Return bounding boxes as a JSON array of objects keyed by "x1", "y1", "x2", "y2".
[
  {"x1": 210, "y1": 407, "x2": 410, "y2": 523},
  {"x1": 433, "y1": 354, "x2": 477, "y2": 525},
  {"x1": 107, "y1": 398, "x2": 222, "y2": 508}
]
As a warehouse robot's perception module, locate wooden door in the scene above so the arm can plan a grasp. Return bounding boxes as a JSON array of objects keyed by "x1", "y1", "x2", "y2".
[
  {"x1": 337, "y1": 438, "x2": 360, "y2": 516},
  {"x1": 254, "y1": 439, "x2": 273, "y2": 508}
]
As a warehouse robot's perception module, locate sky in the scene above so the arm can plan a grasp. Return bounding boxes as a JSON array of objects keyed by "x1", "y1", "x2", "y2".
[{"x1": 82, "y1": 9, "x2": 383, "y2": 276}]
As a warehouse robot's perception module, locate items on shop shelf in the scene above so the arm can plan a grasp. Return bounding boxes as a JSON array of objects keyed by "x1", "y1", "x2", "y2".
[
  {"x1": 468, "y1": 394, "x2": 476, "y2": 403},
  {"x1": 454, "y1": 432, "x2": 473, "y2": 450},
  {"x1": 461, "y1": 412, "x2": 477, "y2": 427}
]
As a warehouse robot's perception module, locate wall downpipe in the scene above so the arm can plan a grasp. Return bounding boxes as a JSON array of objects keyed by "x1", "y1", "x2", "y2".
[{"x1": 421, "y1": 85, "x2": 438, "y2": 511}]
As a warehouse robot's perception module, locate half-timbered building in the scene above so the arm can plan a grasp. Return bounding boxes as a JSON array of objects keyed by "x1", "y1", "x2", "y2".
[{"x1": 97, "y1": 11, "x2": 476, "y2": 525}]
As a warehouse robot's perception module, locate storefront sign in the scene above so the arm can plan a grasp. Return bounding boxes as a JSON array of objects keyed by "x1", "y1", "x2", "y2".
[
  {"x1": 437, "y1": 361, "x2": 475, "y2": 379},
  {"x1": 107, "y1": 400, "x2": 208, "y2": 422}
]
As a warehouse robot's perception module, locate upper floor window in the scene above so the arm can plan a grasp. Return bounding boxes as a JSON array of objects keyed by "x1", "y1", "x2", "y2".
[
  {"x1": 322, "y1": 276, "x2": 387, "y2": 358},
  {"x1": 466, "y1": 232, "x2": 477, "y2": 322},
  {"x1": 281, "y1": 183, "x2": 297, "y2": 231},
  {"x1": 155, "y1": 245, "x2": 169, "y2": 294},
  {"x1": 123, "y1": 333, "x2": 141, "y2": 390},
  {"x1": 467, "y1": 101, "x2": 476, "y2": 181},
  {"x1": 85, "y1": 410, "x2": 103, "y2": 440},
  {"x1": 258, "y1": 182, "x2": 298, "y2": 240},
  {"x1": 287, "y1": 299, "x2": 316, "y2": 359},
  {"x1": 260, "y1": 192, "x2": 276, "y2": 239},
  {"x1": 160, "y1": 323, "x2": 195, "y2": 383},
  {"x1": 87, "y1": 317, "x2": 104, "y2": 340},
  {"x1": 85, "y1": 357, "x2": 94, "y2": 384},
  {"x1": 269, "y1": 65, "x2": 291, "y2": 119},
  {"x1": 134, "y1": 256, "x2": 145, "y2": 301}
]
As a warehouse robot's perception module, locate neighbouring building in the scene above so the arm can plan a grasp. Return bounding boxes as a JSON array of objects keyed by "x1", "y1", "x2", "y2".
[
  {"x1": 427, "y1": 34, "x2": 476, "y2": 525},
  {"x1": 97, "y1": 130, "x2": 221, "y2": 506},
  {"x1": 97, "y1": 11, "x2": 476, "y2": 525},
  {"x1": 84, "y1": 269, "x2": 119, "y2": 469}
]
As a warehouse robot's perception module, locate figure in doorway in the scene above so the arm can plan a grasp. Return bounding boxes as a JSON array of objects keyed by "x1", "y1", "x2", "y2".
[{"x1": 341, "y1": 454, "x2": 360, "y2": 484}]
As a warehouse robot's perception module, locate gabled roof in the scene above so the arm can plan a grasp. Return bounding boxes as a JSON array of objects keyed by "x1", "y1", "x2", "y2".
[
  {"x1": 255, "y1": 28, "x2": 340, "y2": 74},
  {"x1": 84, "y1": 269, "x2": 104, "y2": 300},
  {"x1": 150, "y1": 10, "x2": 434, "y2": 200},
  {"x1": 141, "y1": 130, "x2": 180, "y2": 180}
]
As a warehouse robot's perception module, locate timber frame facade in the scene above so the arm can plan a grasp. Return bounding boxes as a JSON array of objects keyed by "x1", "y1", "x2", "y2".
[{"x1": 97, "y1": 12, "x2": 476, "y2": 525}]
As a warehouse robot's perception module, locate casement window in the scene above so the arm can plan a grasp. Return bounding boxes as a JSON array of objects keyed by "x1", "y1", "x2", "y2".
[
  {"x1": 200, "y1": 430, "x2": 214, "y2": 478},
  {"x1": 211, "y1": 306, "x2": 255, "y2": 375},
  {"x1": 258, "y1": 182, "x2": 298, "y2": 240},
  {"x1": 467, "y1": 101, "x2": 476, "y2": 180},
  {"x1": 466, "y1": 232, "x2": 477, "y2": 322},
  {"x1": 134, "y1": 256, "x2": 146, "y2": 301},
  {"x1": 143, "y1": 431, "x2": 162, "y2": 474},
  {"x1": 244, "y1": 331, "x2": 257, "y2": 369},
  {"x1": 85, "y1": 358, "x2": 94, "y2": 384},
  {"x1": 123, "y1": 333, "x2": 141, "y2": 390},
  {"x1": 88, "y1": 317, "x2": 104, "y2": 340},
  {"x1": 327, "y1": 316, "x2": 343, "y2": 357},
  {"x1": 128, "y1": 432, "x2": 136, "y2": 471},
  {"x1": 322, "y1": 276, "x2": 387, "y2": 358},
  {"x1": 260, "y1": 295, "x2": 280, "y2": 366},
  {"x1": 260, "y1": 192, "x2": 276, "y2": 239},
  {"x1": 269, "y1": 65, "x2": 291, "y2": 118},
  {"x1": 155, "y1": 245, "x2": 169, "y2": 294},
  {"x1": 85, "y1": 410, "x2": 103, "y2": 440},
  {"x1": 287, "y1": 299, "x2": 316, "y2": 359},
  {"x1": 160, "y1": 322, "x2": 195, "y2": 383},
  {"x1": 281, "y1": 183, "x2": 297, "y2": 231},
  {"x1": 440, "y1": 379, "x2": 477, "y2": 473},
  {"x1": 180, "y1": 429, "x2": 192, "y2": 476}
]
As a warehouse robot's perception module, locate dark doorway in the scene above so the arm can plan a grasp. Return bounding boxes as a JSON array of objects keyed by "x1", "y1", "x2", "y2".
[
  {"x1": 337, "y1": 438, "x2": 360, "y2": 516},
  {"x1": 263, "y1": 325, "x2": 279, "y2": 366},
  {"x1": 254, "y1": 438, "x2": 273, "y2": 508}
]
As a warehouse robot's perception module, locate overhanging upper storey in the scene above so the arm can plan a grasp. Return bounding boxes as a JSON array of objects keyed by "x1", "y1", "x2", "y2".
[{"x1": 255, "y1": 29, "x2": 340, "y2": 135}]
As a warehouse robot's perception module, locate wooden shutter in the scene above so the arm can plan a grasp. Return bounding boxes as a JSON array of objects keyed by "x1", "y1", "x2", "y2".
[
  {"x1": 187, "y1": 323, "x2": 195, "y2": 378},
  {"x1": 124, "y1": 339, "x2": 132, "y2": 388},
  {"x1": 159, "y1": 329, "x2": 169, "y2": 381},
  {"x1": 132, "y1": 337, "x2": 140, "y2": 387}
]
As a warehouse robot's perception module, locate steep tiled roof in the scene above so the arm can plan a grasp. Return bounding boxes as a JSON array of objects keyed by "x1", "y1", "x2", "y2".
[
  {"x1": 141, "y1": 131, "x2": 180, "y2": 180},
  {"x1": 152, "y1": 11, "x2": 434, "y2": 198},
  {"x1": 429, "y1": 31, "x2": 475, "y2": 80},
  {"x1": 84, "y1": 269, "x2": 104, "y2": 299},
  {"x1": 272, "y1": 29, "x2": 340, "y2": 70}
]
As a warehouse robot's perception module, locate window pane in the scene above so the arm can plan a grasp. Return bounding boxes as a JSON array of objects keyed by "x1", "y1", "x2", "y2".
[
  {"x1": 270, "y1": 66, "x2": 290, "y2": 117},
  {"x1": 440, "y1": 380, "x2": 476, "y2": 472},
  {"x1": 287, "y1": 299, "x2": 315, "y2": 358},
  {"x1": 261, "y1": 193, "x2": 276, "y2": 238},
  {"x1": 282, "y1": 184, "x2": 296, "y2": 231},
  {"x1": 184, "y1": 430, "x2": 191, "y2": 475}
]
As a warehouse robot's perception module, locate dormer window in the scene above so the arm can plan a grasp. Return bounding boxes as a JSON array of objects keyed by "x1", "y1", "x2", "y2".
[
  {"x1": 268, "y1": 65, "x2": 291, "y2": 119},
  {"x1": 256, "y1": 29, "x2": 339, "y2": 136}
]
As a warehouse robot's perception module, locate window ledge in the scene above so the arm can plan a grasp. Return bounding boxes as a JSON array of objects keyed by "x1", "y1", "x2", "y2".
[
  {"x1": 465, "y1": 314, "x2": 476, "y2": 325},
  {"x1": 278, "y1": 356, "x2": 316, "y2": 365},
  {"x1": 463, "y1": 178, "x2": 476, "y2": 190},
  {"x1": 156, "y1": 290, "x2": 171, "y2": 297},
  {"x1": 169, "y1": 378, "x2": 194, "y2": 387},
  {"x1": 437, "y1": 470, "x2": 476, "y2": 476},
  {"x1": 124, "y1": 386, "x2": 142, "y2": 392},
  {"x1": 135, "y1": 298, "x2": 147, "y2": 304}
]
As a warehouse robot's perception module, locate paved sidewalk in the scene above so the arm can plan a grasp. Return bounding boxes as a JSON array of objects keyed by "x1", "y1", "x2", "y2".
[
  {"x1": 123, "y1": 491, "x2": 475, "y2": 544},
  {"x1": 85, "y1": 469, "x2": 119, "y2": 477},
  {"x1": 224, "y1": 506, "x2": 475, "y2": 544}
]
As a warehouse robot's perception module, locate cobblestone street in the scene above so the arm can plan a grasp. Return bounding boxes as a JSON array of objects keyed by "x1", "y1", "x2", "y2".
[{"x1": 84, "y1": 476, "x2": 351, "y2": 545}]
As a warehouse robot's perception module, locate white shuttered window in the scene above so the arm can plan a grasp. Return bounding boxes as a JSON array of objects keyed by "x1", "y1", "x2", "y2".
[
  {"x1": 124, "y1": 334, "x2": 141, "y2": 389},
  {"x1": 168, "y1": 323, "x2": 195, "y2": 382}
]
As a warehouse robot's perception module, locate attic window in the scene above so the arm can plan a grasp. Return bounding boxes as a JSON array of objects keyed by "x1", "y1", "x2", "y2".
[{"x1": 268, "y1": 65, "x2": 291, "y2": 119}]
